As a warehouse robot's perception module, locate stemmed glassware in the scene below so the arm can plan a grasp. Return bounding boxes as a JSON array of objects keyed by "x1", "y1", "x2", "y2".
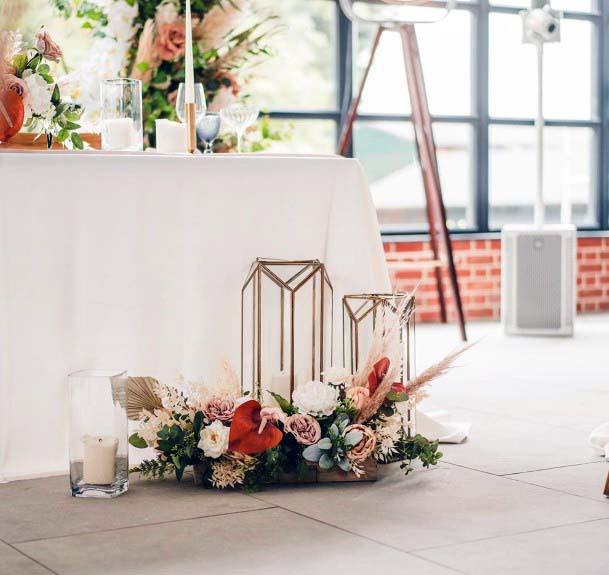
[
  {"x1": 197, "y1": 113, "x2": 221, "y2": 154},
  {"x1": 220, "y1": 104, "x2": 259, "y2": 153},
  {"x1": 175, "y1": 83, "x2": 207, "y2": 123}
]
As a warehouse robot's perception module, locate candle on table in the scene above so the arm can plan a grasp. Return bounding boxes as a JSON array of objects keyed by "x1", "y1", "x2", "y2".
[
  {"x1": 184, "y1": 0, "x2": 196, "y2": 153},
  {"x1": 155, "y1": 119, "x2": 187, "y2": 153},
  {"x1": 102, "y1": 118, "x2": 135, "y2": 150},
  {"x1": 269, "y1": 372, "x2": 297, "y2": 404},
  {"x1": 82, "y1": 435, "x2": 118, "y2": 485}
]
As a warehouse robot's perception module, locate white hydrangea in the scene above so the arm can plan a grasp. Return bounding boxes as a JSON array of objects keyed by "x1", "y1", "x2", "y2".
[
  {"x1": 292, "y1": 380, "x2": 339, "y2": 418},
  {"x1": 22, "y1": 71, "x2": 54, "y2": 119}
]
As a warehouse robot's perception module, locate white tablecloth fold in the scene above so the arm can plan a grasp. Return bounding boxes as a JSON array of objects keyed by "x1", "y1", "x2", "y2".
[{"x1": 416, "y1": 410, "x2": 471, "y2": 444}]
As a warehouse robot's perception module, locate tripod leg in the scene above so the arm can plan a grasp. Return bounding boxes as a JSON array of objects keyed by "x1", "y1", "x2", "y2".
[
  {"x1": 401, "y1": 25, "x2": 467, "y2": 341},
  {"x1": 338, "y1": 26, "x2": 384, "y2": 156}
]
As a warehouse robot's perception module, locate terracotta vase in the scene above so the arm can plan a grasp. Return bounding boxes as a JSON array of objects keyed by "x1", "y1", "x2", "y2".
[{"x1": 0, "y1": 90, "x2": 25, "y2": 143}]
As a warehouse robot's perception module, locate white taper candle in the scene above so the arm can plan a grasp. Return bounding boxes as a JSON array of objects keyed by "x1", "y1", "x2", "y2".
[{"x1": 184, "y1": 0, "x2": 195, "y2": 103}]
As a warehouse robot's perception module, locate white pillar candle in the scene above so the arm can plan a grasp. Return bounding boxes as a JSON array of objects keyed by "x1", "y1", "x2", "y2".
[
  {"x1": 82, "y1": 435, "x2": 118, "y2": 485},
  {"x1": 102, "y1": 118, "x2": 135, "y2": 150},
  {"x1": 155, "y1": 119, "x2": 187, "y2": 153},
  {"x1": 184, "y1": 0, "x2": 195, "y2": 103},
  {"x1": 269, "y1": 372, "x2": 297, "y2": 404}
]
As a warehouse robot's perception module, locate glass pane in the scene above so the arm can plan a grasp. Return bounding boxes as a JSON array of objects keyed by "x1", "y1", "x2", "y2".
[
  {"x1": 489, "y1": 125, "x2": 595, "y2": 228},
  {"x1": 354, "y1": 122, "x2": 474, "y2": 231},
  {"x1": 355, "y1": 10, "x2": 472, "y2": 116},
  {"x1": 246, "y1": 0, "x2": 336, "y2": 111},
  {"x1": 490, "y1": 14, "x2": 593, "y2": 120},
  {"x1": 491, "y1": 0, "x2": 593, "y2": 10},
  {"x1": 257, "y1": 120, "x2": 336, "y2": 154}
]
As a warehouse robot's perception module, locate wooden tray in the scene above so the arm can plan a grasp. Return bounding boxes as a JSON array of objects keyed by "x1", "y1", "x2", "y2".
[{"x1": 0, "y1": 132, "x2": 100, "y2": 150}]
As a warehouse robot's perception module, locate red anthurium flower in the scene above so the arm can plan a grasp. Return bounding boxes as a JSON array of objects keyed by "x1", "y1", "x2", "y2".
[
  {"x1": 367, "y1": 357, "x2": 390, "y2": 395},
  {"x1": 0, "y1": 90, "x2": 24, "y2": 143},
  {"x1": 228, "y1": 400, "x2": 283, "y2": 455}
]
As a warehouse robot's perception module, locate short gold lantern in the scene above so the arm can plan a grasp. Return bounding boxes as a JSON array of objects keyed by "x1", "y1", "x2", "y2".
[
  {"x1": 241, "y1": 259, "x2": 334, "y2": 402},
  {"x1": 342, "y1": 293, "x2": 416, "y2": 436}
]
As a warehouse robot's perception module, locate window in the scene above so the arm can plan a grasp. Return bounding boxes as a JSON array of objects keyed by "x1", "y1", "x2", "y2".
[{"x1": 249, "y1": 1, "x2": 608, "y2": 234}]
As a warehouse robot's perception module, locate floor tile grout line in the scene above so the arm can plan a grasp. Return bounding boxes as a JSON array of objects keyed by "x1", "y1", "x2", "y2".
[
  {"x1": 442, "y1": 460, "x2": 609, "y2": 503},
  {"x1": 11, "y1": 505, "x2": 277, "y2": 545},
  {"x1": 501, "y1": 460, "x2": 606, "y2": 476},
  {"x1": 407, "y1": 515, "x2": 609, "y2": 556},
  {"x1": 2, "y1": 541, "x2": 60, "y2": 575},
  {"x1": 501, "y1": 473, "x2": 609, "y2": 504},
  {"x1": 246, "y1": 495, "x2": 467, "y2": 575}
]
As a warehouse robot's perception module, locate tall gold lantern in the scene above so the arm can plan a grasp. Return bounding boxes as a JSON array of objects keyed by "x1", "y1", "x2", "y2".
[
  {"x1": 241, "y1": 259, "x2": 334, "y2": 402},
  {"x1": 343, "y1": 293, "x2": 416, "y2": 435}
]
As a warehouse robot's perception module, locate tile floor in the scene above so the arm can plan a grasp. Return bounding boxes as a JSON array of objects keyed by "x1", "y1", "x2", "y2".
[{"x1": 1, "y1": 316, "x2": 608, "y2": 575}]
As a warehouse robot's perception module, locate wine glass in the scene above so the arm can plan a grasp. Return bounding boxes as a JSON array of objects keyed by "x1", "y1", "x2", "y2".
[
  {"x1": 197, "y1": 113, "x2": 221, "y2": 154},
  {"x1": 220, "y1": 104, "x2": 259, "y2": 153},
  {"x1": 175, "y1": 83, "x2": 206, "y2": 123}
]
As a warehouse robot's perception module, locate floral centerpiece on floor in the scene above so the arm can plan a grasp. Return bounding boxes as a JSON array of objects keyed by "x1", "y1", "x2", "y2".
[
  {"x1": 0, "y1": 28, "x2": 84, "y2": 147},
  {"x1": 129, "y1": 305, "x2": 466, "y2": 489},
  {"x1": 53, "y1": 0, "x2": 283, "y2": 149}
]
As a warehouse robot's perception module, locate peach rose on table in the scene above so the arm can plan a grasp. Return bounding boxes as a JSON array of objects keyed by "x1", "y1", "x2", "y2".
[
  {"x1": 344, "y1": 424, "x2": 376, "y2": 462},
  {"x1": 346, "y1": 386, "x2": 370, "y2": 411},
  {"x1": 35, "y1": 29, "x2": 63, "y2": 63},
  {"x1": 285, "y1": 414, "x2": 321, "y2": 446},
  {"x1": 155, "y1": 22, "x2": 186, "y2": 61}
]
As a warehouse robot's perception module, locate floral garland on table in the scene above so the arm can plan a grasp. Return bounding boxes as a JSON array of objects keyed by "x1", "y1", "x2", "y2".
[
  {"x1": 129, "y1": 306, "x2": 467, "y2": 490},
  {"x1": 0, "y1": 29, "x2": 84, "y2": 148},
  {"x1": 53, "y1": 0, "x2": 284, "y2": 149}
]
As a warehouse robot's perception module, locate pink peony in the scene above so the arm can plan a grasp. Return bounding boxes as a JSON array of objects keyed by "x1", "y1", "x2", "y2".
[
  {"x1": 155, "y1": 22, "x2": 186, "y2": 61},
  {"x1": 346, "y1": 386, "x2": 370, "y2": 411},
  {"x1": 35, "y1": 29, "x2": 63, "y2": 63},
  {"x1": 285, "y1": 413, "x2": 321, "y2": 446},
  {"x1": 203, "y1": 396, "x2": 236, "y2": 423},
  {"x1": 2, "y1": 75, "x2": 28, "y2": 105}
]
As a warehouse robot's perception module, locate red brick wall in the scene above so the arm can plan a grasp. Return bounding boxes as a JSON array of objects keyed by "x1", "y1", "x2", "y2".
[{"x1": 384, "y1": 237, "x2": 609, "y2": 322}]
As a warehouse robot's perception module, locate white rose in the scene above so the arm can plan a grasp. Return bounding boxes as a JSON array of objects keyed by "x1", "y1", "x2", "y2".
[
  {"x1": 292, "y1": 381, "x2": 339, "y2": 418},
  {"x1": 156, "y1": 1, "x2": 179, "y2": 25},
  {"x1": 22, "y1": 71, "x2": 54, "y2": 119},
  {"x1": 197, "y1": 420, "x2": 229, "y2": 459}
]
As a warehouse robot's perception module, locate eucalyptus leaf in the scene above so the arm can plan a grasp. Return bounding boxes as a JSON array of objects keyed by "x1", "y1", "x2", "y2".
[
  {"x1": 318, "y1": 454, "x2": 334, "y2": 470},
  {"x1": 328, "y1": 424, "x2": 339, "y2": 439},
  {"x1": 337, "y1": 457, "x2": 351, "y2": 472},
  {"x1": 302, "y1": 444, "x2": 323, "y2": 463},
  {"x1": 317, "y1": 437, "x2": 332, "y2": 450},
  {"x1": 344, "y1": 430, "x2": 363, "y2": 448}
]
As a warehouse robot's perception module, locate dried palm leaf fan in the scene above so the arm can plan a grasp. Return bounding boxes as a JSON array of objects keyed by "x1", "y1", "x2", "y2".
[
  {"x1": 127, "y1": 376, "x2": 163, "y2": 420},
  {"x1": 338, "y1": 0, "x2": 455, "y2": 27}
]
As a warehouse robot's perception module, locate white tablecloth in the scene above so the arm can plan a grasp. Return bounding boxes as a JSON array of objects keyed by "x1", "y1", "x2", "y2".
[{"x1": 0, "y1": 152, "x2": 389, "y2": 480}]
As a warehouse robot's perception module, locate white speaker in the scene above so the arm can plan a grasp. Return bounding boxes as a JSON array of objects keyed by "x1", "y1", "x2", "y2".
[{"x1": 501, "y1": 224, "x2": 576, "y2": 336}]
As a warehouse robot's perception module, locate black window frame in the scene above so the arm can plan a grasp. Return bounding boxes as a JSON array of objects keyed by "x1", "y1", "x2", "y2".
[{"x1": 266, "y1": 0, "x2": 609, "y2": 236}]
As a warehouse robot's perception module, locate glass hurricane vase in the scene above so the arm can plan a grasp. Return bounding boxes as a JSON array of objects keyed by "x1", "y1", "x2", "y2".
[{"x1": 68, "y1": 370, "x2": 129, "y2": 498}]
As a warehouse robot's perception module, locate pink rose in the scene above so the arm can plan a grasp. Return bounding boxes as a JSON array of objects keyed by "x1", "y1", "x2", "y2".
[
  {"x1": 285, "y1": 413, "x2": 321, "y2": 446},
  {"x1": 346, "y1": 386, "x2": 370, "y2": 411},
  {"x1": 155, "y1": 22, "x2": 186, "y2": 61},
  {"x1": 344, "y1": 424, "x2": 376, "y2": 462},
  {"x1": 35, "y1": 29, "x2": 63, "y2": 63},
  {"x1": 203, "y1": 396, "x2": 236, "y2": 423},
  {"x1": 2, "y1": 75, "x2": 28, "y2": 105}
]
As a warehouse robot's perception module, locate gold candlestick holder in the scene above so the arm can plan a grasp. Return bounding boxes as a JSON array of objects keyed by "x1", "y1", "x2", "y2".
[{"x1": 185, "y1": 102, "x2": 196, "y2": 154}]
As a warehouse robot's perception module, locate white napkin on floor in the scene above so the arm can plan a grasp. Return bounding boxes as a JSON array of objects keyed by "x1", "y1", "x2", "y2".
[
  {"x1": 415, "y1": 410, "x2": 471, "y2": 444},
  {"x1": 589, "y1": 422, "x2": 609, "y2": 459}
]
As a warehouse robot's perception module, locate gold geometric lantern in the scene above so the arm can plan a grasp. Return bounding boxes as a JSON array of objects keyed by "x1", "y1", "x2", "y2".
[
  {"x1": 343, "y1": 292, "x2": 416, "y2": 435},
  {"x1": 241, "y1": 259, "x2": 334, "y2": 402}
]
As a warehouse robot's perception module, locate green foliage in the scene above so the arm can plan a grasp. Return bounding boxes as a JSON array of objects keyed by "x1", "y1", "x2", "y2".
[
  {"x1": 267, "y1": 392, "x2": 295, "y2": 415},
  {"x1": 396, "y1": 434, "x2": 443, "y2": 476},
  {"x1": 129, "y1": 433, "x2": 148, "y2": 449},
  {"x1": 131, "y1": 458, "x2": 174, "y2": 479},
  {"x1": 302, "y1": 414, "x2": 359, "y2": 473}
]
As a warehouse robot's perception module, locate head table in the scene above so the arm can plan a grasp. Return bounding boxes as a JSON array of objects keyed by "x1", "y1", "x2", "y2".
[{"x1": 0, "y1": 151, "x2": 390, "y2": 481}]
